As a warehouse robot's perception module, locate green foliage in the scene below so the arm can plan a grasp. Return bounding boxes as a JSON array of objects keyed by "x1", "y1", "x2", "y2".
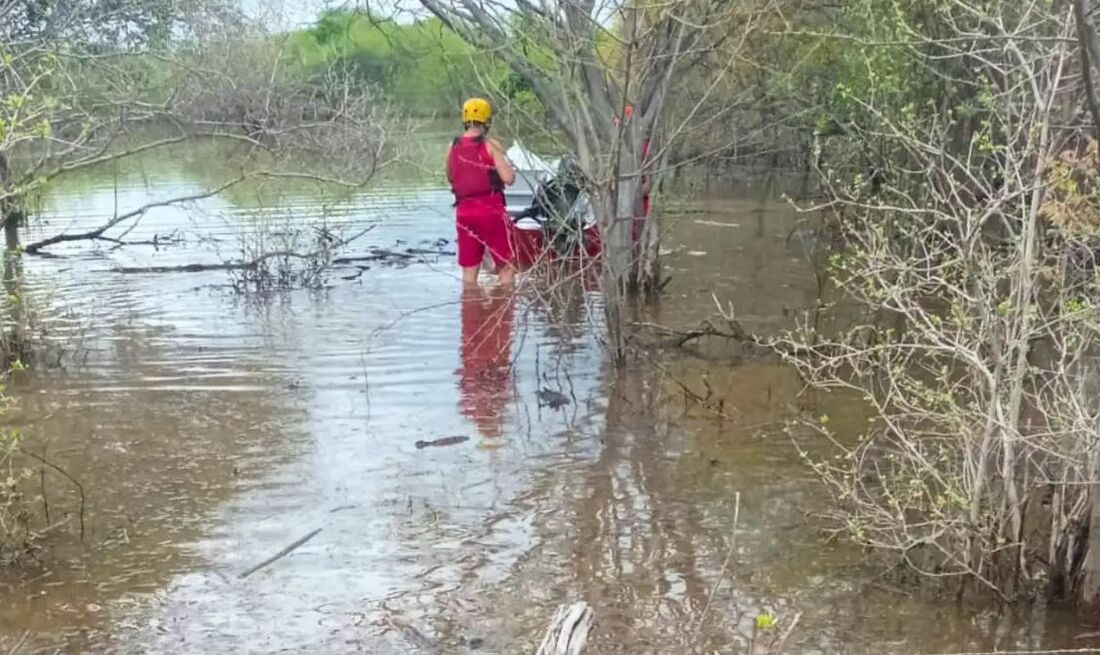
[
  {"x1": 284, "y1": 11, "x2": 522, "y2": 116},
  {"x1": 783, "y1": 0, "x2": 1001, "y2": 171}
]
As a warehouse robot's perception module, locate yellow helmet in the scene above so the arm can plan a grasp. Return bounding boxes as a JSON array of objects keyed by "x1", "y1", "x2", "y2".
[{"x1": 462, "y1": 97, "x2": 493, "y2": 125}]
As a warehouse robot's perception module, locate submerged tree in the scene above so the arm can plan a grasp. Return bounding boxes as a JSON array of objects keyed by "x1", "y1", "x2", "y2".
[
  {"x1": 414, "y1": 0, "x2": 770, "y2": 357},
  {"x1": 0, "y1": 0, "x2": 393, "y2": 367},
  {"x1": 766, "y1": 0, "x2": 1100, "y2": 604},
  {"x1": 0, "y1": 0, "x2": 388, "y2": 255}
]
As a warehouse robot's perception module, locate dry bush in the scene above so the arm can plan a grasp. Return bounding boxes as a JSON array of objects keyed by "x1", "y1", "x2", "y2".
[{"x1": 771, "y1": 0, "x2": 1100, "y2": 602}]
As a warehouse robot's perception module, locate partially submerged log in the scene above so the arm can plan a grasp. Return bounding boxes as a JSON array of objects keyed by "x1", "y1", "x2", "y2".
[{"x1": 536, "y1": 602, "x2": 594, "y2": 655}]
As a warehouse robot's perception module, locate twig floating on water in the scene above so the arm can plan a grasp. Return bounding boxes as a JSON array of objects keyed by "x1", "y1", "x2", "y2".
[
  {"x1": 414, "y1": 436, "x2": 470, "y2": 449},
  {"x1": 238, "y1": 528, "x2": 322, "y2": 579}
]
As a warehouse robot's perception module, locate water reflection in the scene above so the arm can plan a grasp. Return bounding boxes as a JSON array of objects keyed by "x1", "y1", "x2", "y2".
[
  {"x1": 457, "y1": 286, "x2": 516, "y2": 442},
  {"x1": 2, "y1": 156, "x2": 1098, "y2": 654}
]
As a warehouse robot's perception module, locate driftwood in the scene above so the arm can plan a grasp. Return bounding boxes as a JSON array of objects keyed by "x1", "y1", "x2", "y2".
[
  {"x1": 24, "y1": 175, "x2": 253, "y2": 255},
  {"x1": 414, "y1": 436, "x2": 469, "y2": 449},
  {"x1": 536, "y1": 388, "x2": 571, "y2": 409},
  {"x1": 631, "y1": 318, "x2": 760, "y2": 350},
  {"x1": 536, "y1": 602, "x2": 595, "y2": 655},
  {"x1": 238, "y1": 528, "x2": 322, "y2": 579},
  {"x1": 112, "y1": 245, "x2": 450, "y2": 276}
]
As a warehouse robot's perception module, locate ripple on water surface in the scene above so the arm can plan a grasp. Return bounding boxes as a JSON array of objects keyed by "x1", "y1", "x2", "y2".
[{"x1": 0, "y1": 173, "x2": 1094, "y2": 654}]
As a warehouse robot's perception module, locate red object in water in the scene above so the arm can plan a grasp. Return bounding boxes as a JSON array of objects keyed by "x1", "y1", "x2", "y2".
[
  {"x1": 511, "y1": 219, "x2": 545, "y2": 269},
  {"x1": 509, "y1": 218, "x2": 602, "y2": 271},
  {"x1": 457, "y1": 287, "x2": 515, "y2": 440}
]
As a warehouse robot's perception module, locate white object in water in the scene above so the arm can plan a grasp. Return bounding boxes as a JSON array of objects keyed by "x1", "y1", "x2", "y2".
[
  {"x1": 513, "y1": 217, "x2": 543, "y2": 232},
  {"x1": 505, "y1": 141, "x2": 556, "y2": 209},
  {"x1": 506, "y1": 141, "x2": 555, "y2": 175},
  {"x1": 695, "y1": 220, "x2": 741, "y2": 228}
]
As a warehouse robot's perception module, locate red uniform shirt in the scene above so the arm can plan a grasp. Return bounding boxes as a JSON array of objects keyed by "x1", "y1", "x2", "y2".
[{"x1": 447, "y1": 136, "x2": 513, "y2": 268}]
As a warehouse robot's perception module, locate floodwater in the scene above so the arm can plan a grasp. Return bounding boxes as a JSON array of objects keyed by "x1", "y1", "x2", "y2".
[{"x1": 0, "y1": 153, "x2": 1094, "y2": 654}]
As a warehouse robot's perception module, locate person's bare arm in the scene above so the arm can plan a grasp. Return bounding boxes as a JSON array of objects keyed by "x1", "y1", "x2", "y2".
[{"x1": 487, "y1": 139, "x2": 516, "y2": 186}]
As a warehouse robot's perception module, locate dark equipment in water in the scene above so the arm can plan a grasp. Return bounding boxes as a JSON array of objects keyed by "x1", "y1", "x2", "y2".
[{"x1": 511, "y1": 157, "x2": 591, "y2": 258}]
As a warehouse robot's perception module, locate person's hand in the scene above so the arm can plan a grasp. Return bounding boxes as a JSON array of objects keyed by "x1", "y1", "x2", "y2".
[{"x1": 487, "y1": 138, "x2": 516, "y2": 186}]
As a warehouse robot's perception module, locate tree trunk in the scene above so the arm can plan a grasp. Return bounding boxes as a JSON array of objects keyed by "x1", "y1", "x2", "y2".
[
  {"x1": 0, "y1": 153, "x2": 17, "y2": 252},
  {"x1": 635, "y1": 206, "x2": 661, "y2": 295},
  {"x1": 599, "y1": 187, "x2": 629, "y2": 362},
  {"x1": 1080, "y1": 423, "x2": 1100, "y2": 603},
  {"x1": 3, "y1": 213, "x2": 18, "y2": 252},
  {"x1": 0, "y1": 152, "x2": 25, "y2": 363},
  {"x1": 1081, "y1": 496, "x2": 1100, "y2": 604}
]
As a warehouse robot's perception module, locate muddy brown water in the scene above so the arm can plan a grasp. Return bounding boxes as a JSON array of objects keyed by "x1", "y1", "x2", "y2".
[{"x1": 0, "y1": 163, "x2": 1094, "y2": 654}]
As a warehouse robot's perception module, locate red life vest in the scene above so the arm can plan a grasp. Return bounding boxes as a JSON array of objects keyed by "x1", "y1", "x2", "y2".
[{"x1": 447, "y1": 135, "x2": 503, "y2": 205}]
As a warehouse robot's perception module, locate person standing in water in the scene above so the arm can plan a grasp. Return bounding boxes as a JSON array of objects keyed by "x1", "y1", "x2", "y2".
[{"x1": 447, "y1": 98, "x2": 517, "y2": 286}]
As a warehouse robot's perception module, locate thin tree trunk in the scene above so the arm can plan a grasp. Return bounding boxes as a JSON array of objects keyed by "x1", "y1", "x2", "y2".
[
  {"x1": 1081, "y1": 443, "x2": 1100, "y2": 603},
  {"x1": 1074, "y1": 0, "x2": 1100, "y2": 164},
  {"x1": 0, "y1": 153, "x2": 17, "y2": 252},
  {"x1": 635, "y1": 206, "x2": 660, "y2": 295},
  {"x1": 600, "y1": 188, "x2": 629, "y2": 362},
  {"x1": 0, "y1": 152, "x2": 25, "y2": 363},
  {"x1": 4, "y1": 216, "x2": 18, "y2": 252},
  {"x1": 1061, "y1": 33, "x2": 1100, "y2": 584}
]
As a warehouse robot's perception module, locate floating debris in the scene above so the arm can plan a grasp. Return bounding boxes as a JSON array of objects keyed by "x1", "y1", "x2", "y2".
[
  {"x1": 537, "y1": 388, "x2": 571, "y2": 409},
  {"x1": 415, "y1": 436, "x2": 470, "y2": 449}
]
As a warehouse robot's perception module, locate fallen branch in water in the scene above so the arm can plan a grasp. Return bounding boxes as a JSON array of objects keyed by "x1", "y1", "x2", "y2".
[
  {"x1": 632, "y1": 295, "x2": 828, "y2": 360},
  {"x1": 414, "y1": 436, "x2": 469, "y2": 449},
  {"x1": 114, "y1": 227, "x2": 379, "y2": 275},
  {"x1": 632, "y1": 293, "x2": 763, "y2": 349},
  {"x1": 536, "y1": 602, "x2": 595, "y2": 655},
  {"x1": 114, "y1": 262, "x2": 249, "y2": 274},
  {"x1": 25, "y1": 174, "x2": 254, "y2": 255},
  {"x1": 238, "y1": 527, "x2": 322, "y2": 579},
  {"x1": 332, "y1": 247, "x2": 455, "y2": 264},
  {"x1": 632, "y1": 319, "x2": 761, "y2": 349}
]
